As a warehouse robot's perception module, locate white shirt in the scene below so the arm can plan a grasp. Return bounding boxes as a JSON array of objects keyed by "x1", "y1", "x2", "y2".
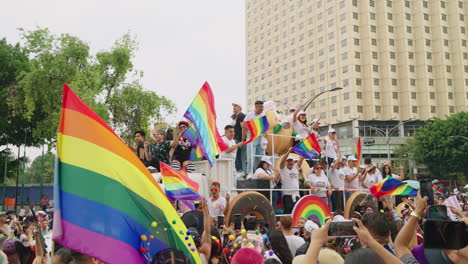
[
  {"x1": 363, "y1": 173, "x2": 379, "y2": 188},
  {"x1": 219, "y1": 136, "x2": 237, "y2": 160},
  {"x1": 293, "y1": 120, "x2": 311, "y2": 140},
  {"x1": 375, "y1": 168, "x2": 383, "y2": 183},
  {"x1": 323, "y1": 137, "x2": 339, "y2": 159},
  {"x1": 328, "y1": 167, "x2": 345, "y2": 191},
  {"x1": 206, "y1": 197, "x2": 226, "y2": 219},
  {"x1": 285, "y1": 235, "x2": 305, "y2": 257},
  {"x1": 342, "y1": 166, "x2": 359, "y2": 190},
  {"x1": 253, "y1": 168, "x2": 275, "y2": 188},
  {"x1": 306, "y1": 173, "x2": 330, "y2": 197},
  {"x1": 279, "y1": 165, "x2": 300, "y2": 200}
]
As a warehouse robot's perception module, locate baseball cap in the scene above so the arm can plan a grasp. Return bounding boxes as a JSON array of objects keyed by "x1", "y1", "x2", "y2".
[
  {"x1": 297, "y1": 111, "x2": 306, "y2": 116},
  {"x1": 289, "y1": 107, "x2": 297, "y2": 112},
  {"x1": 347, "y1": 156, "x2": 357, "y2": 161},
  {"x1": 311, "y1": 118, "x2": 320, "y2": 124},
  {"x1": 232, "y1": 102, "x2": 242, "y2": 109},
  {"x1": 261, "y1": 156, "x2": 273, "y2": 165},
  {"x1": 328, "y1": 128, "x2": 336, "y2": 133},
  {"x1": 286, "y1": 156, "x2": 299, "y2": 161},
  {"x1": 304, "y1": 220, "x2": 319, "y2": 233}
]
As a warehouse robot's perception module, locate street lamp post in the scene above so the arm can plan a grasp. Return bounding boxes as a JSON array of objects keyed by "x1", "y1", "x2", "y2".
[
  {"x1": 449, "y1": 135, "x2": 468, "y2": 141},
  {"x1": 302, "y1": 87, "x2": 343, "y2": 111},
  {"x1": 356, "y1": 119, "x2": 415, "y2": 161}
]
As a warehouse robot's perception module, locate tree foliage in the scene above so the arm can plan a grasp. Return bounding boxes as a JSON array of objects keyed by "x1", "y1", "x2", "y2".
[
  {"x1": 413, "y1": 112, "x2": 468, "y2": 179},
  {"x1": 5, "y1": 28, "x2": 175, "y2": 145},
  {"x1": 24, "y1": 151, "x2": 55, "y2": 185}
]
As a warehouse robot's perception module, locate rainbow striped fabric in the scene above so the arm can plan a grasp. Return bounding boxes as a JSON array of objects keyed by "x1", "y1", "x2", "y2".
[
  {"x1": 54, "y1": 84, "x2": 200, "y2": 264},
  {"x1": 243, "y1": 115, "x2": 270, "y2": 145},
  {"x1": 370, "y1": 176, "x2": 418, "y2": 197},
  {"x1": 292, "y1": 133, "x2": 322, "y2": 160},
  {"x1": 183, "y1": 82, "x2": 227, "y2": 166},
  {"x1": 182, "y1": 125, "x2": 205, "y2": 161},
  {"x1": 354, "y1": 137, "x2": 362, "y2": 165},
  {"x1": 160, "y1": 162, "x2": 201, "y2": 202},
  {"x1": 432, "y1": 185, "x2": 443, "y2": 194}
]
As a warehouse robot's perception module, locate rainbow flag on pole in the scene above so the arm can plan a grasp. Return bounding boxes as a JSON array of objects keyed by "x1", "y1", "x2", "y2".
[
  {"x1": 183, "y1": 82, "x2": 227, "y2": 166},
  {"x1": 292, "y1": 133, "x2": 322, "y2": 160},
  {"x1": 370, "y1": 176, "x2": 418, "y2": 197},
  {"x1": 182, "y1": 124, "x2": 205, "y2": 161},
  {"x1": 54, "y1": 84, "x2": 200, "y2": 264},
  {"x1": 354, "y1": 137, "x2": 362, "y2": 165},
  {"x1": 160, "y1": 162, "x2": 201, "y2": 201},
  {"x1": 243, "y1": 115, "x2": 270, "y2": 145}
]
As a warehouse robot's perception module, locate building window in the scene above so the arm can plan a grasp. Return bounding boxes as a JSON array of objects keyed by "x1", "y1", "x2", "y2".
[
  {"x1": 442, "y1": 14, "x2": 447, "y2": 21},
  {"x1": 406, "y1": 26, "x2": 412, "y2": 33},
  {"x1": 427, "y1": 52, "x2": 432, "y2": 59},
  {"x1": 355, "y1": 52, "x2": 360, "y2": 59},
  {"x1": 409, "y1": 65, "x2": 415, "y2": 72},
  {"x1": 372, "y1": 38, "x2": 377, "y2": 45},
  {"x1": 388, "y1": 26, "x2": 394, "y2": 33},
  {"x1": 412, "y1": 106, "x2": 418, "y2": 113},
  {"x1": 424, "y1": 13, "x2": 429, "y2": 21},
  {"x1": 446, "y1": 66, "x2": 451, "y2": 72},
  {"x1": 430, "y1": 92, "x2": 435, "y2": 99},
  {"x1": 394, "y1": 106, "x2": 399, "y2": 113},
  {"x1": 374, "y1": 78, "x2": 379, "y2": 85},
  {"x1": 406, "y1": 13, "x2": 411, "y2": 20},
  {"x1": 372, "y1": 52, "x2": 378, "y2": 59},
  {"x1": 332, "y1": 109, "x2": 337, "y2": 116},
  {"x1": 357, "y1": 106, "x2": 363, "y2": 113},
  {"x1": 390, "y1": 52, "x2": 396, "y2": 59},
  {"x1": 389, "y1": 39, "x2": 395, "y2": 46},
  {"x1": 447, "y1": 79, "x2": 452, "y2": 86},
  {"x1": 449, "y1": 106, "x2": 454, "y2": 113},
  {"x1": 374, "y1": 92, "x2": 380, "y2": 99},
  {"x1": 392, "y1": 79, "x2": 397, "y2": 85},
  {"x1": 448, "y1": 92, "x2": 454, "y2": 99},
  {"x1": 410, "y1": 79, "x2": 416, "y2": 86},
  {"x1": 353, "y1": 12, "x2": 358, "y2": 19},
  {"x1": 356, "y1": 78, "x2": 362, "y2": 85},
  {"x1": 391, "y1": 65, "x2": 397, "y2": 72},
  {"x1": 370, "y1": 12, "x2": 376, "y2": 20},
  {"x1": 344, "y1": 106, "x2": 350, "y2": 114},
  {"x1": 393, "y1": 92, "x2": 398, "y2": 99},
  {"x1": 343, "y1": 92, "x2": 350, "y2": 100},
  {"x1": 431, "y1": 106, "x2": 436, "y2": 113},
  {"x1": 429, "y1": 79, "x2": 434, "y2": 86},
  {"x1": 428, "y1": 65, "x2": 432, "y2": 72},
  {"x1": 375, "y1": 106, "x2": 381, "y2": 112},
  {"x1": 357, "y1": 92, "x2": 362, "y2": 99},
  {"x1": 355, "y1": 65, "x2": 361, "y2": 72},
  {"x1": 411, "y1": 92, "x2": 416, "y2": 99},
  {"x1": 354, "y1": 38, "x2": 360, "y2": 45}
]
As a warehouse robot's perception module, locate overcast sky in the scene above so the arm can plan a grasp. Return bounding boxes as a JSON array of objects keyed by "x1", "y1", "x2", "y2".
[{"x1": 2, "y1": 0, "x2": 246, "y2": 161}]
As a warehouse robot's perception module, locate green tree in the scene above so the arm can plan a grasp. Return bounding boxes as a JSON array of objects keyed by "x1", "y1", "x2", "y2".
[
  {"x1": 7, "y1": 28, "x2": 175, "y2": 144},
  {"x1": 413, "y1": 112, "x2": 468, "y2": 180},
  {"x1": 24, "y1": 152, "x2": 55, "y2": 185},
  {"x1": 108, "y1": 82, "x2": 176, "y2": 136}
]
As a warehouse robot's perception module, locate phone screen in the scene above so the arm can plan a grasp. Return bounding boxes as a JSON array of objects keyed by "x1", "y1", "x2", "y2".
[
  {"x1": 217, "y1": 216, "x2": 224, "y2": 228},
  {"x1": 428, "y1": 205, "x2": 449, "y2": 220},
  {"x1": 328, "y1": 221, "x2": 357, "y2": 237},
  {"x1": 424, "y1": 220, "x2": 467, "y2": 249},
  {"x1": 234, "y1": 214, "x2": 242, "y2": 230},
  {"x1": 419, "y1": 179, "x2": 434, "y2": 205}
]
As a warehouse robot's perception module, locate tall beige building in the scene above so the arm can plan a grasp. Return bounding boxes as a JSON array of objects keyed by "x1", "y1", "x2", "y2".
[{"x1": 246, "y1": 0, "x2": 468, "y2": 160}]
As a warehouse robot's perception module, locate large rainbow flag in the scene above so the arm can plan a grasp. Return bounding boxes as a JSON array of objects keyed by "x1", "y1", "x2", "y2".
[
  {"x1": 183, "y1": 82, "x2": 227, "y2": 166},
  {"x1": 54, "y1": 84, "x2": 200, "y2": 264},
  {"x1": 292, "y1": 133, "x2": 322, "y2": 160},
  {"x1": 160, "y1": 162, "x2": 201, "y2": 201},
  {"x1": 243, "y1": 115, "x2": 270, "y2": 145},
  {"x1": 370, "y1": 176, "x2": 418, "y2": 197},
  {"x1": 354, "y1": 137, "x2": 362, "y2": 165}
]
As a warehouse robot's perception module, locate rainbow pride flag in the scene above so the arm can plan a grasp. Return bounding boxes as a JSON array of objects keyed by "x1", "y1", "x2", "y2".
[
  {"x1": 432, "y1": 185, "x2": 443, "y2": 194},
  {"x1": 160, "y1": 162, "x2": 201, "y2": 201},
  {"x1": 292, "y1": 133, "x2": 322, "y2": 160},
  {"x1": 243, "y1": 115, "x2": 270, "y2": 145},
  {"x1": 183, "y1": 82, "x2": 227, "y2": 166},
  {"x1": 354, "y1": 137, "x2": 362, "y2": 165},
  {"x1": 182, "y1": 125, "x2": 205, "y2": 162},
  {"x1": 54, "y1": 84, "x2": 200, "y2": 264},
  {"x1": 370, "y1": 176, "x2": 418, "y2": 197}
]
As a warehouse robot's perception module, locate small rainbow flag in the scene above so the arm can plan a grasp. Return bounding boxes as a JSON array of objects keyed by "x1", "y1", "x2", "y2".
[
  {"x1": 432, "y1": 185, "x2": 443, "y2": 194},
  {"x1": 183, "y1": 82, "x2": 228, "y2": 166},
  {"x1": 243, "y1": 115, "x2": 270, "y2": 145},
  {"x1": 54, "y1": 84, "x2": 200, "y2": 264},
  {"x1": 370, "y1": 176, "x2": 418, "y2": 197},
  {"x1": 182, "y1": 125, "x2": 205, "y2": 161},
  {"x1": 292, "y1": 133, "x2": 322, "y2": 160},
  {"x1": 354, "y1": 137, "x2": 362, "y2": 165},
  {"x1": 160, "y1": 162, "x2": 201, "y2": 201}
]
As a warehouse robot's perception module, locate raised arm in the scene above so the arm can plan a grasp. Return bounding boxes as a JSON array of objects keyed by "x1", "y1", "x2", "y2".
[{"x1": 279, "y1": 147, "x2": 293, "y2": 169}]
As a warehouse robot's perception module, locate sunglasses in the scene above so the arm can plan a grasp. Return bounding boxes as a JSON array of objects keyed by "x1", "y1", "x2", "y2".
[
  {"x1": 179, "y1": 125, "x2": 187, "y2": 129},
  {"x1": 210, "y1": 188, "x2": 219, "y2": 193},
  {"x1": 315, "y1": 167, "x2": 323, "y2": 170}
]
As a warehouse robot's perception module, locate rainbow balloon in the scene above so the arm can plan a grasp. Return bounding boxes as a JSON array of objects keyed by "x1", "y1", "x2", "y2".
[{"x1": 291, "y1": 195, "x2": 332, "y2": 226}]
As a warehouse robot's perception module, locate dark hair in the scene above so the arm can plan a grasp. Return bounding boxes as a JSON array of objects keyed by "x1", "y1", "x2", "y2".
[
  {"x1": 244, "y1": 216, "x2": 258, "y2": 231},
  {"x1": 381, "y1": 164, "x2": 392, "y2": 178},
  {"x1": 345, "y1": 248, "x2": 384, "y2": 264},
  {"x1": 224, "y1": 125, "x2": 234, "y2": 130},
  {"x1": 254, "y1": 100, "x2": 264, "y2": 105},
  {"x1": 134, "y1": 130, "x2": 146, "y2": 138},
  {"x1": 256, "y1": 161, "x2": 270, "y2": 170},
  {"x1": 166, "y1": 128, "x2": 174, "y2": 141},
  {"x1": 268, "y1": 229, "x2": 293, "y2": 264},
  {"x1": 209, "y1": 226, "x2": 222, "y2": 263},
  {"x1": 152, "y1": 249, "x2": 187, "y2": 264},
  {"x1": 361, "y1": 213, "x2": 390, "y2": 239},
  {"x1": 364, "y1": 157, "x2": 372, "y2": 165},
  {"x1": 264, "y1": 259, "x2": 282, "y2": 264},
  {"x1": 54, "y1": 248, "x2": 73, "y2": 264},
  {"x1": 71, "y1": 251, "x2": 92, "y2": 264},
  {"x1": 333, "y1": 209, "x2": 344, "y2": 217}
]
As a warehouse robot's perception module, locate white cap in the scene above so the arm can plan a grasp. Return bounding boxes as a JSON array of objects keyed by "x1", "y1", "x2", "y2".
[
  {"x1": 297, "y1": 111, "x2": 306, "y2": 116},
  {"x1": 232, "y1": 102, "x2": 242, "y2": 109},
  {"x1": 328, "y1": 128, "x2": 336, "y2": 133},
  {"x1": 332, "y1": 215, "x2": 346, "y2": 221},
  {"x1": 286, "y1": 156, "x2": 299, "y2": 161},
  {"x1": 304, "y1": 220, "x2": 319, "y2": 233},
  {"x1": 347, "y1": 156, "x2": 357, "y2": 161},
  {"x1": 360, "y1": 165, "x2": 366, "y2": 169},
  {"x1": 289, "y1": 107, "x2": 297, "y2": 112},
  {"x1": 311, "y1": 118, "x2": 319, "y2": 124},
  {"x1": 261, "y1": 156, "x2": 273, "y2": 165}
]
